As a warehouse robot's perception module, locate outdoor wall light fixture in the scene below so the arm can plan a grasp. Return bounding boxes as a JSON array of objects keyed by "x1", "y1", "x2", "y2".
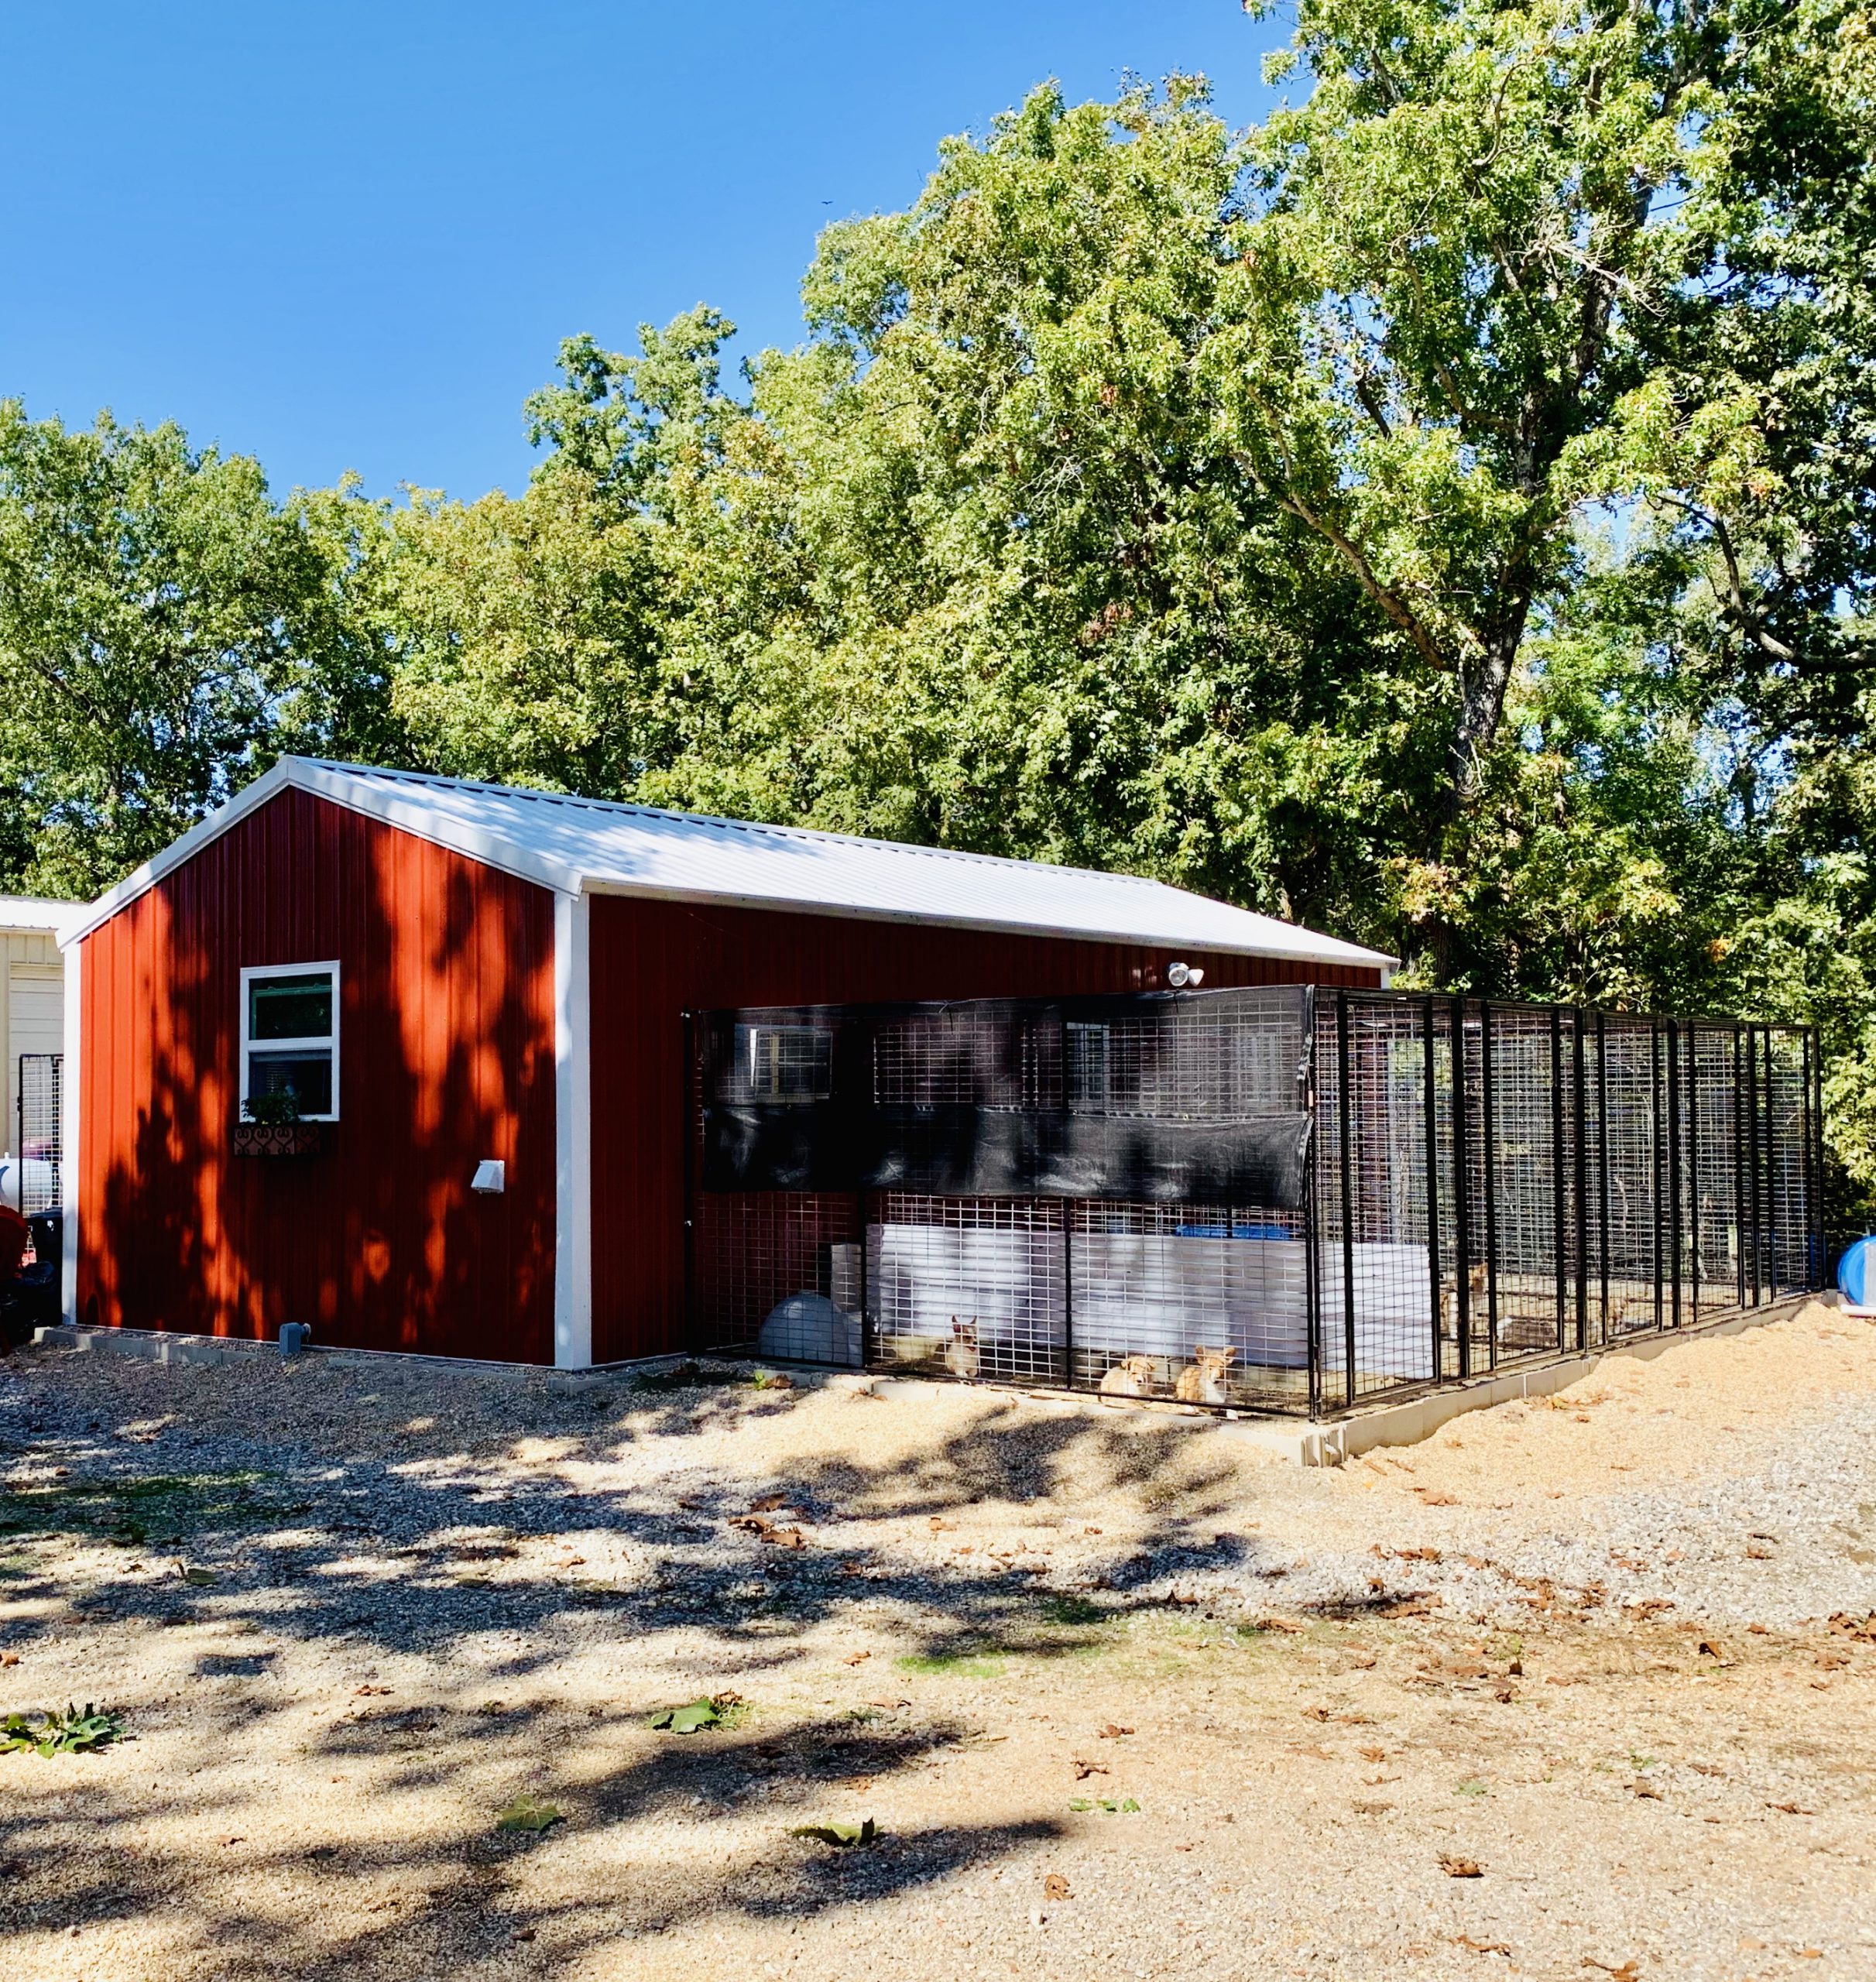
[
  {"x1": 471, "y1": 1159, "x2": 506, "y2": 1194},
  {"x1": 1165, "y1": 960, "x2": 1204, "y2": 988}
]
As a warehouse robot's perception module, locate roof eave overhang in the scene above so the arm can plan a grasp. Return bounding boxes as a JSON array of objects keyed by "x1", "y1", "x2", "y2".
[{"x1": 576, "y1": 877, "x2": 1394, "y2": 969}]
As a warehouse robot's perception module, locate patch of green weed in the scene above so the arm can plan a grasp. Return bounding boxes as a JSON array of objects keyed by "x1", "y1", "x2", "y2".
[
  {"x1": 893, "y1": 1648, "x2": 1008, "y2": 1679},
  {"x1": 1, "y1": 1703, "x2": 123, "y2": 1757}
]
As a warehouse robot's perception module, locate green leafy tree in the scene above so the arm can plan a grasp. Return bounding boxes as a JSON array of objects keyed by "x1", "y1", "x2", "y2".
[{"x1": 0, "y1": 406, "x2": 398, "y2": 897}]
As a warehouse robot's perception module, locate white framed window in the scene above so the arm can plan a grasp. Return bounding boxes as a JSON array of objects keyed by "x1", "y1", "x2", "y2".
[
  {"x1": 239, "y1": 962, "x2": 341, "y2": 1121},
  {"x1": 737, "y1": 1023, "x2": 832, "y2": 1102}
]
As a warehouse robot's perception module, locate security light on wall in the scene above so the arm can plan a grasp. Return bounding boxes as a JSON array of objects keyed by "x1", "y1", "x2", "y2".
[
  {"x1": 471, "y1": 1160, "x2": 506, "y2": 1194},
  {"x1": 1166, "y1": 961, "x2": 1204, "y2": 988}
]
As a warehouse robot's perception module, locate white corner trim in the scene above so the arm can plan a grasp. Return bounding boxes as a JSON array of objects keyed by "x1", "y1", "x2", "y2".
[
  {"x1": 552, "y1": 890, "x2": 593, "y2": 1370},
  {"x1": 60, "y1": 937, "x2": 81, "y2": 1325}
]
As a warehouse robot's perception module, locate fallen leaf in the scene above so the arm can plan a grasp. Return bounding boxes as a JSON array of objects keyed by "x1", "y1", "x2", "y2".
[
  {"x1": 1581, "y1": 1963, "x2": 1638, "y2": 1981},
  {"x1": 1097, "y1": 1723, "x2": 1133, "y2": 1739},
  {"x1": 1302, "y1": 1706, "x2": 1332, "y2": 1722},
  {"x1": 1439, "y1": 1854, "x2": 1483, "y2": 1877},
  {"x1": 494, "y1": 1796, "x2": 563, "y2": 1835},
  {"x1": 1455, "y1": 1934, "x2": 1511, "y2": 1954},
  {"x1": 1043, "y1": 1874, "x2": 1072, "y2": 1901},
  {"x1": 647, "y1": 1698, "x2": 724, "y2": 1733},
  {"x1": 1631, "y1": 1780, "x2": 1662, "y2": 1801},
  {"x1": 1358, "y1": 1745, "x2": 1388, "y2": 1763},
  {"x1": 1351, "y1": 1799, "x2": 1393, "y2": 1816},
  {"x1": 791, "y1": 1819, "x2": 876, "y2": 1847},
  {"x1": 1765, "y1": 1800, "x2": 1813, "y2": 1816}
]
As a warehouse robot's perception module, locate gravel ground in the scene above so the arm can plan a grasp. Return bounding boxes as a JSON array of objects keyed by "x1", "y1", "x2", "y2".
[{"x1": 2, "y1": 1302, "x2": 1874, "y2": 1981}]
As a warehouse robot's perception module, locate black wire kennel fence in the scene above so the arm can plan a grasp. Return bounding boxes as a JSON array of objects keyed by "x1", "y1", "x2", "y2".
[{"x1": 683, "y1": 986, "x2": 1826, "y2": 1419}]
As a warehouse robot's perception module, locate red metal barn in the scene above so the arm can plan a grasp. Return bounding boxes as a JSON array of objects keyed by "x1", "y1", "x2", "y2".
[{"x1": 60, "y1": 760, "x2": 1391, "y2": 1367}]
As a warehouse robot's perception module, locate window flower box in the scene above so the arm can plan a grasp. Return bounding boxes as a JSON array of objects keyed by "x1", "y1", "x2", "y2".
[{"x1": 232, "y1": 1120, "x2": 324, "y2": 1158}]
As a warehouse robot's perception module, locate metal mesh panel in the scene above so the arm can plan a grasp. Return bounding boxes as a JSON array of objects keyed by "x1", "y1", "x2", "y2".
[
  {"x1": 1766, "y1": 1029, "x2": 1815, "y2": 1295},
  {"x1": 1314, "y1": 1000, "x2": 1438, "y2": 1403},
  {"x1": 688, "y1": 989, "x2": 1823, "y2": 1418},
  {"x1": 1068, "y1": 1200, "x2": 1309, "y2": 1410},
  {"x1": 868, "y1": 1195, "x2": 1065, "y2": 1384},
  {"x1": 691, "y1": 1192, "x2": 862, "y2": 1362},
  {"x1": 15, "y1": 1053, "x2": 60, "y2": 1217}
]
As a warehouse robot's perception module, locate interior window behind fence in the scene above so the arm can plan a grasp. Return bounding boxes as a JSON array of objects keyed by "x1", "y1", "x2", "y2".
[
  {"x1": 739, "y1": 1024, "x2": 832, "y2": 1102},
  {"x1": 242, "y1": 965, "x2": 339, "y2": 1118}
]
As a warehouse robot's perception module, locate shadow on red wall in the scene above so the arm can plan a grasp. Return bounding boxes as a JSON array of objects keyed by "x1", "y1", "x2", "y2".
[{"x1": 80, "y1": 790, "x2": 557, "y2": 1360}]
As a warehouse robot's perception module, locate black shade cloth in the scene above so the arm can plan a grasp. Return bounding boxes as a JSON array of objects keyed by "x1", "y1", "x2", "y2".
[{"x1": 702, "y1": 1102, "x2": 1312, "y2": 1204}]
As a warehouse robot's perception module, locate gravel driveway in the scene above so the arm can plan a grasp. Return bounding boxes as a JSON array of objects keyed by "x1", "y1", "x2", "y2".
[{"x1": 2, "y1": 1302, "x2": 1873, "y2": 1980}]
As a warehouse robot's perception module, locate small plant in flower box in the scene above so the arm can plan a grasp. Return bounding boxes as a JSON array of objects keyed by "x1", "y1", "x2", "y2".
[{"x1": 233, "y1": 1089, "x2": 324, "y2": 1157}]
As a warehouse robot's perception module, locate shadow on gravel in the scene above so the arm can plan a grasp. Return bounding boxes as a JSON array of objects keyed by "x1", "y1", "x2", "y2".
[
  {"x1": 0, "y1": 1703, "x2": 1064, "y2": 1981},
  {"x1": 0, "y1": 1349, "x2": 1280, "y2": 1689}
]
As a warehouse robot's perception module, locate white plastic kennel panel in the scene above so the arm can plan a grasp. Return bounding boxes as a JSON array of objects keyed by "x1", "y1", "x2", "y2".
[
  {"x1": 1316, "y1": 1241, "x2": 1438, "y2": 1380},
  {"x1": 1068, "y1": 1232, "x2": 1310, "y2": 1370},
  {"x1": 869, "y1": 1219, "x2": 1065, "y2": 1349}
]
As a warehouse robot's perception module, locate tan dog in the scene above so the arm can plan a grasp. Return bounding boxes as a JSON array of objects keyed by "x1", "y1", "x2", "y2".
[
  {"x1": 1098, "y1": 1353, "x2": 1157, "y2": 1403},
  {"x1": 1174, "y1": 1344, "x2": 1236, "y2": 1407}
]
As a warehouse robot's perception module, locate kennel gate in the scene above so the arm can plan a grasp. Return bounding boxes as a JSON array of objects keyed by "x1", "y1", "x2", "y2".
[{"x1": 684, "y1": 988, "x2": 1826, "y2": 1419}]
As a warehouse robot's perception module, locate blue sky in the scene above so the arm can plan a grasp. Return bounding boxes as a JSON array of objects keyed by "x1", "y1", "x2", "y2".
[{"x1": 0, "y1": 2, "x2": 1281, "y2": 502}]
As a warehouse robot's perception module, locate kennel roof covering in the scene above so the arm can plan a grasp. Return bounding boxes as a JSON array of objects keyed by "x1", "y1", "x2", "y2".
[{"x1": 67, "y1": 756, "x2": 1395, "y2": 967}]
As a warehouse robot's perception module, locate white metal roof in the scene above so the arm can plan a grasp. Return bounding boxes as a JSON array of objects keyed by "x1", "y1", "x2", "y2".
[
  {"x1": 0, "y1": 895, "x2": 79, "y2": 938},
  {"x1": 63, "y1": 756, "x2": 1395, "y2": 969}
]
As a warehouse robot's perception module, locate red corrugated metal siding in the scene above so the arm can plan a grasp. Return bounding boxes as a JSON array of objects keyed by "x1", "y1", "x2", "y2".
[
  {"x1": 587, "y1": 896, "x2": 1382, "y2": 1364},
  {"x1": 77, "y1": 790, "x2": 557, "y2": 1361}
]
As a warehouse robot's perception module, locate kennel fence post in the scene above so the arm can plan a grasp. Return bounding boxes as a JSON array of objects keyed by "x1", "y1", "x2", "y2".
[
  {"x1": 681, "y1": 1010, "x2": 698, "y2": 1356},
  {"x1": 1732, "y1": 1025, "x2": 1747, "y2": 1311},
  {"x1": 1686, "y1": 1024, "x2": 1701, "y2": 1328},
  {"x1": 857, "y1": 1185, "x2": 872, "y2": 1370},
  {"x1": 1641, "y1": 1022, "x2": 1658, "y2": 1332},
  {"x1": 1337, "y1": 991, "x2": 1356, "y2": 1413},
  {"x1": 1596, "y1": 1011, "x2": 1610, "y2": 1342},
  {"x1": 1809, "y1": 1025, "x2": 1827, "y2": 1288},
  {"x1": 1424, "y1": 996, "x2": 1443, "y2": 1387},
  {"x1": 1450, "y1": 996, "x2": 1472, "y2": 1382},
  {"x1": 1737, "y1": 1030, "x2": 1753, "y2": 1308},
  {"x1": 1551, "y1": 1005, "x2": 1566, "y2": 1354},
  {"x1": 1753, "y1": 1030, "x2": 1768, "y2": 1292},
  {"x1": 1667, "y1": 1020, "x2": 1683, "y2": 1330},
  {"x1": 1061, "y1": 1195, "x2": 1075, "y2": 1394},
  {"x1": 1480, "y1": 1000, "x2": 1499, "y2": 1372},
  {"x1": 1301, "y1": 985, "x2": 1322, "y2": 1419},
  {"x1": 1573, "y1": 1008, "x2": 1589, "y2": 1353}
]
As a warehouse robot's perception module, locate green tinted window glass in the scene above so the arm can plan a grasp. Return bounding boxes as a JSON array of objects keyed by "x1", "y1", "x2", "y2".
[{"x1": 250, "y1": 973, "x2": 332, "y2": 1041}]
